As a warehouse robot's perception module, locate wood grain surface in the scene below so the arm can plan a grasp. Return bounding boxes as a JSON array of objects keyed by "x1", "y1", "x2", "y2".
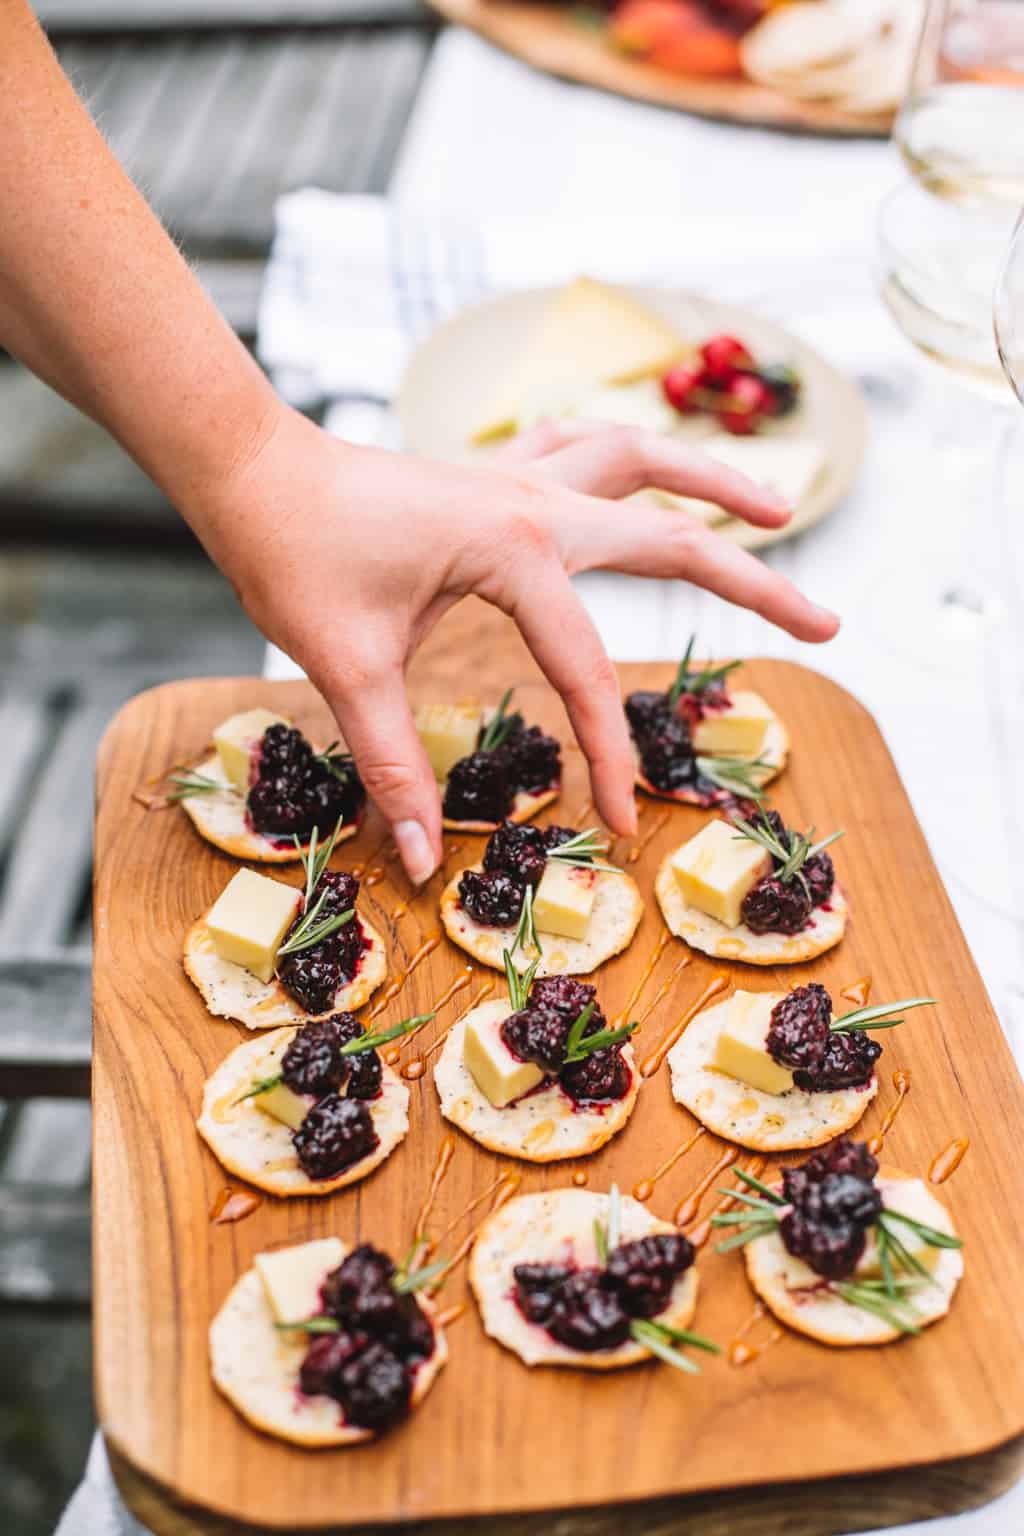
[
  {"x1": 424, "y1": 0, "x2": 893, "y2": 137},
  {"x1": 93, "y1": 599, "x2": 1024, "y2": 1532}
]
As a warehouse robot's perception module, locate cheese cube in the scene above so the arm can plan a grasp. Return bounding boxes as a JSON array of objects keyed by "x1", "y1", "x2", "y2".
[
  {"x1": 533, "y1": 861, "x2": 598, "y2": 941},
  {"x1": 255, "y1": 1238, "x2": 345, "y2": 1325},
  {"x1": 464, "y1": 1003, "x2": 544, "y2": 1108},
  {"x1": 252, "y1": 1078, "x2": 313, "y2": 1132},
  {"x1": 712, "y1": 991, "x2": 794, "y2": 1096},
  {"x1": 415, "y1": 702, "x2": 482, "y2": 782},
  {"x1": 856, "y1": 1179, "x2": 944, "y2": 1279},
  {"x1": 691, "y1": 691, "x2": 774, "y2": 759},
  {"x1": 206, "y1": 869, "x2": 302, "y2": 983},
  {"x1": 669, "y1": 819, "x2": 771, "y2": 929},
  {"x1": 214, "y1": 708, "x2": 287, "y2": 792}
]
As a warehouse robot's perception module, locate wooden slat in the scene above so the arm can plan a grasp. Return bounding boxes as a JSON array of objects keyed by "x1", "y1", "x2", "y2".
[{"x1": 0, "y1": 1181, "x2": 90, "y2": 1305}]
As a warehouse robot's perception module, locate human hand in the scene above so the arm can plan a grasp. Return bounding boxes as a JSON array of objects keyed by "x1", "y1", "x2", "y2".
[{"x1": 195, "y1": 404, "x2": 838, "y2": 884}]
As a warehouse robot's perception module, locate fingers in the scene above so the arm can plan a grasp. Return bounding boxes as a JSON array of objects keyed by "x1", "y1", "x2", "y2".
[
  {"x1": 316, "y1": 651, "x2": 441, "y2": 885},
  {"x1": 503, "y1": 564, "x2": 638, "y2": 837},
  {"x1": 490, "y1": 418, "x2": 617, "y2": 465},
  {"x1": 531, "y1": 425, "x2": 791, "y2": 528}
]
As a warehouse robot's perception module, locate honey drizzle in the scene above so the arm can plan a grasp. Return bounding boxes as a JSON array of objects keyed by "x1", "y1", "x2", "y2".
[
  {"x1": 396, "y1": 971, "x2": 474, "y2": 1075},
  {"x1": 840, "y1": 975, "x2": 872, "y2": 1007},
  {"x1": 415, "y1": 1136, "x2": 456, "y2": 1239},
  {"x1": 641, "y1": 973, "x2": 729, "y2": 1079},
  {"x1": 634, "y1": 956, "x2": 693, "y2": 1032},
  {"x1": 363, "y1": 866, "x2": 385, "y2": 887},
  {"x1": 209, "y1": 1187, "x2": 262, "y2": 1224},
  {"x1": 674, "y1": 1145, "x2": 739, "y2": 1230},
  {"x1": 627, "y1": 809, "x2": 670, "y2": 864},
  {"x1": 632, "y1": 1127, "x2": 706, "y2": 1203},
  {"x1": 367, "y1": 933, "x2": 441, "y2": 1019},
  {"x1": 867, "y1": 1069, "x2": 911, "y2": 1156},
  {"x1": 572, "y1": 800, "x2": 593, "y2": 830},
  {"x1": 929, "y1": 1136, "x2": 970, "y2": 1184},
  {"x1": 614, "y1": 930, "x2": 670, "y2": 1026},
  {"x1": 427, "y1": 1174, "x2": 522, "y2": 1291},
  {"x1": 693, "y1": 1156, "x2": 769, "y2": 1247},
  {"x1": 390, "y1": 902, "x2": 408, "y2": 923},
  {"x1": 728, "y1": 1302, "x2": 783, "y2": 1367},
  {"x1": 436, "y1": 1303, "x2": 465, "y2": 1329},
  {"x1": 571, "y1": 1170, "x2": 588, "y2": 1187}
]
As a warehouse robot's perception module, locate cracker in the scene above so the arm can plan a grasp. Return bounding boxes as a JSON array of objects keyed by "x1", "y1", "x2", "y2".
[
  {"x1": 442, "y1": 786, "x2": 560, "y2": 834},
  {"x1": 179, "y1": 754, "x2": 360, "y2": 863},
  {"x1": 655, "y1": 852, "x2": 847, "y2": 965},
  {"x1": 636, "y1": 716, "x2": 789, "y2": 804}
]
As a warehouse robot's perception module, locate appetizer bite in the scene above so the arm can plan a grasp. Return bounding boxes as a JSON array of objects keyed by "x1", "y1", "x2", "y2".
[
  {"x1": 626, "y1": 638, "x2": 788, "y2": 806},
  {"x1": 197, "y1": 1012, "x2": 424, "y2": 1195},
  {"x1": 712, "y1": 1139, "x2": 964, "y2": 1346},
  {"x1": 669, "y1": 984, "x2": 933, "y2": 1151},
  {"x1": 171, "y1": 708, "x2": 364, "y2": 861},
  {"x1": 441, "y1": 821, "x2": 643, "y2": 977},
  {"x1": 436, "y1": 954, "x2": 639, "y2": 1161},
  {"x1": 415, "y1": 689, "x2": 562, "y2": 831},
  {"x1": 471, "y1": 1186, "x2": 716, "y2": 1372},
  {"x1": 184, "y1": 821, "x2": 387, "y2": 1029},
  {"x1": 656, "y1": 810, "x2": 846, "y2": 964},
  {"x1": 210, "y1": 1237, "x2": 447, "y2": 1444}
]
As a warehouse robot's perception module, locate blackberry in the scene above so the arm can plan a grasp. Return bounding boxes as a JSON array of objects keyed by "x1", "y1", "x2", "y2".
[
  {"x1": 322, "y1": 1244, "x2": 394, "y2": 1321},
  {"x1": 501, "y1": 1003, "x2": 573, "y2": 1075},
  {"x1": 766, "y1": 984, "x2": 833, "y2": 1073},
  {"x1": 500, "y1": 725, "x2": 561, "y2": 793},
  {"x1": 639, "y1": 719, "x2": 700, "y2": 793},
  {"x1": 482, "y1": 822, "x2": 547, "y2": 885},
  {"x1": 604, "y1": 1233, "x2": 695, "y2": 1319},
  {"x1": 337, "y1": 1342, "x2": 412, "y2": 1430},
  {"x1": 804, "y1": 850, "x2": 835, "y2": 907},
  {"x1": 247, "y1": 724, "x2": 364, "y2": 840},
  {"x1": 780, "y1": 1137, "x2": 882, "y2": 1280},
  {"x1": 513, "y1": 1263, "x2": 573, "y2": 1325},
  {"x1": 741, "y1": 875, "x2": 813, "y2": 935},
  {"x1": 542, "y1": 825, "x2": 577, "y2": 852},
  {"x1": 547, "y1": 1269, "x2": 630, "y2": 1352},
  {"x1": 345, "y1": 1048, "x2": 383, "y2": 1100},
  {"x1": 277, "y1": 872, "x2": 368, "y2": 1015},
  {"x1": 559, "y1": 1046, "x2": 631, "y2": 1104},
  {"x1": 281, "y1": 1021, "x2": 347, "y2": 1097},
  {"x1": 458, "y1": 869, "x2": 524, "y2": 928},
  {"x1": 443, "y1": 752, "x2": 512, "y2": 824},
  {"x1": 794, "y1": 1031, "x2": 881, "y2": 1093},
  {"x1": 298, "y1": 1330, "x2": 364, "y2": 1398},
  {"x1": 528, "y1": 975, "x2": 599, "y2": 1026},
  {"x1": 292, "y1": 1095, "x2": 378, "y2": 1180},
  {"x1": 624, "y1": 690, "x2": 671, "y2": 742}
]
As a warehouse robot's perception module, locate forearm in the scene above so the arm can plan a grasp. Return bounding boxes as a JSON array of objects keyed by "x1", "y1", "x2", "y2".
[{"x1": 0, "y1": 0, "x2": 281, "y2": 516}]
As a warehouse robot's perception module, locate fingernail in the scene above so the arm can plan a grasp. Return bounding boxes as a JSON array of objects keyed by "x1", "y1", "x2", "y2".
[{"x1": 394, "y1": 819, "x2": 436, "y2": 885}]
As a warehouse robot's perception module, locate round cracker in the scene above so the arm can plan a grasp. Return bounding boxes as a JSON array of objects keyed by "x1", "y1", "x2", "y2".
[
  {"x1": 744, "y1": 1170, "x2": 963, "y2": 1347},
  {"x1": 655, "y1": 852, "x2": 847, "y2": 965},
  {"x1": 210, "y1": 1243, "x2": 447, "y2": 1445},
  {"x1": 667, "y1": 994, "x2": 877, "y2": 1152},
  {"x1": 197, "y1": 1027, "x2": 409, "y2": 1197},
  {"x1": 442, "y1": 785, "x2": 560, "y2": 834},
  {"x1": 440, "y1": 864, "x2": 643, "y2": 977},
  {"x1": 635, "y1": 716, "x2": 788, "y2": 805},
  {"x1": 184, "y1": 911, "x2": 388, "y2": 1030},
  {"x1": 470, "y1": 1188, "x2": 699, "y2": 1369},
  {"x1": 179, "y1": 753, "x2": 361, "y2": 863},
  {"x1": 435, "y1": 1001, "x2": 639, "y2": 1162}
]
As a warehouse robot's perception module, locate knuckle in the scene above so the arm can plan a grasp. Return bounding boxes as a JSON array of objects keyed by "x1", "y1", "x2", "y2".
[
  {"x1": 357, "y1": 758, "x2": 425, "y2": 803},
  {"x1": 501, "y1": 505, "x2": 556, "y2": 561}
]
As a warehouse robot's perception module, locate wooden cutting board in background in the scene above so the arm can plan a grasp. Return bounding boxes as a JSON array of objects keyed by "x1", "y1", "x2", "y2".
[{"x1": 93, "y1": 600, "x2": 1024, "y2": 1532}]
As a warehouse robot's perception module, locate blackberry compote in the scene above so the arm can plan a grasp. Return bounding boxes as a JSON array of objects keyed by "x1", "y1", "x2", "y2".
[
  {"x1": 458, "y1": 869, "x2": 525, "y2": 928},
  {"x1": 739, "y1": 811, "x2": 837, "y2": 936},
  {"x1": 766, "y1": 984, "x2": 879, "y2": 1092},
  {"x1": 458, "y1": 821, "x2": 584, "y2": 929},
  {"x1": 779, "y1": 1137, "x2": 882, "y2": 1281},
  {"x1": 499, "y1": 974, "x2": 631, "y2": 1104},
  {"x1": 276, "y1": 871, "x2": 368, "y2": 1015},
  {"x1": 604, "y1": 1233, "x2": 694, "y2": 1319},
  {"x1": 442, "y1": 706, "x2": 562, "y2": 825},
  {"x1": 246, "y1": 724, "x2": 364, "y2": 842},
  {"x1": 547, "y1": 1269, "x2": 631, "y2": 1352},
  {"x1": 443, "y1": 751, "x2": 511, "y2": 824},
  {"x1": 337, "y1": 1343, "x2": 413, "y2": 1430},
  {"x1": 291, "y1": 1094, "x2": 378, "y2": 1180},
  {"x1": 512, "y1": 1263, "x2": 572, "y2": 1326}
]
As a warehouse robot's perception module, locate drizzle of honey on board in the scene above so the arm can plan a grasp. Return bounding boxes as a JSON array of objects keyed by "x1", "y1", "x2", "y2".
[
  {"x1": 615, "y1": 931, "x2": 670, "y2": 1026},
  {"x1": 930, "y1": 1136, "x2": 970, "y2": 1184},
  {"x1": 728, "y1": 1302, "x2": 783, "y2": 1367},
  {"x1": 674, "y1": 1145, "x2": 740, "y2": 1232},
  {"x1": 415, "y1": 1136, "x2": 456, "y2": 1240},
  {"x1": 363, "y1": 867, "x2": 385, "y2": 888},
  {"x1": 390, "y1": 902, "x2": 408, "y2": 923},
  {"x1": 634, "y1": 956, "x2": 692, "y2": 1032},
  {"x1": 209, "y1": 1187, "x2": 262, "y2": 1224},
  {"x1": 868, "y1": 1069, "x2": 911, "y2": 1156},
  {"x1": 689, "y1": 1157, "x2": 768, "y2": 1249},
  {"x1": 367, "y1": 933, "x2": 441, "y2": 1019},
  {"x1": 404, "y1": 981, "x2": 497, "y2": 1079},
  {"x1": 633, "y1": 1128, "x2": 706, "y2": 1203},
  {"x1": 436, "y1": 1303, "x2": 465, "y2": 1329},
  {"x1": 641, "y1": 973, "x2": 730, "y2": 1079},
  {"x1": 571, "y1": 1170, "x2": 588, "y2": 1187},
  {"x1": 627, "y1": 809, "x2": 670, "y2": 865},
  {"x1": 427, "y1": 1174, "x2": 522, "y2": 1292},
  {"x1": 840, "y1": 975, "x2": 872, "y2": 1007},
  {"x1": 385, "y1": 969, "x2": 474, "y2": 1070}
]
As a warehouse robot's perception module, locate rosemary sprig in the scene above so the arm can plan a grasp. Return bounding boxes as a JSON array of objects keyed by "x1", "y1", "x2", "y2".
[
  {"x1": 274, "y1": 1316, "x2": 341, "y2": 1335},
  {"x1": 830, "y1": 998, "x2": 936, "y2": 1034},
  {"x1": 630, "y1": 1319, "x2": 702, "y2": 1374},
  {"x1": 275, "y1": 817, "x2": 352, "y2": 958},
  {"x1": 593, "y1": 1216, "x2": 608, "y2": 1266},
  {"x1": 562, "y1": 1011, "x2": 638, "y2": 1064},
  {"x1": 878, "y1": 1208, "x2": 962, "y2": 1251},
  {"x1": 276, "y1": 903, "x2": 353, "y2": 959},
  {"x1": 593, "y1": 1182, "x2": 622, "y2": 1262},
  {"x1": 734, "y1": 1166, "x2": 787, "y2": 1204},
  {"x1": 667, "y1": 634, "x2": 742, "y2": 708},
  {"x1": 833, "y1": 1280, "x2": 922, "y2": 1336},
  {"x1": 512, "y1": 882, "x2": 540, "y2": 959},
  {"x1": 294, "y1": 816, "x2": 345, "y2": 910},
  {"x1": 503, "y1": 949, "x2": 539, "y2": 1012},
  {"x1": 545, "y1": 828, "x2": 622, "y2": 875},
  {"x1": 235, "y1": 1073, "x2": 287, "y2": 1105},
  {"x1": 167, "y1": 767, "x2": 227, "y2": 801},
  {"x1": 237, "y1": 1015, "x2": 433, "y2": 1102},
  {"x1": 696, "y1": 754, "x2": 771, "y2": 804},
  {"x1": 478, "y1": 688, "x2": 518, "y2": 753},
  {"x1": 733, "y1": 812, "x2": 845, "y2": 893},
  {"x1": 393, "y1": 1260, "x2": 449, "y2": 1295},
  {"x1": 313, "y1": 742, "x2": 358, "y2": 785}
]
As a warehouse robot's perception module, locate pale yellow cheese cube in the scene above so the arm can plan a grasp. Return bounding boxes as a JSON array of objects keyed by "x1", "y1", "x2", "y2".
[
  {"x1": 255, "y1": 1238, "x2": 345, "y2": 1325},
  {"x1": 415, "y1": 701, "x2": 482, "y2": 782},
  {"x1": 213, "y1": 708, "x2": 288, "y2": 791},
  {"x1": 670, "y1": 819, "x2": 771, "y2": 929},
  {"x1": 252, "y1": 1078, "x2": 312, "y2": 1132},
  {"x1": 464, "y1": 1004, "x2": 544, "y2": 1108},
  {"x1": 712, "y1": 990, "x2": 794, "y2": 1096},
  {"x1": 533, "y1": 862, "x2": 598, "y2": 941},
  {"x1": 856, "y1": 1178, "x2": 943, "y2": 1279},
  {"x1": 206, "y1": 868, "x2": 302, "y2": 983},
  {"x1": 691, "y1": 690, "x2": 774, "y2": 759}
]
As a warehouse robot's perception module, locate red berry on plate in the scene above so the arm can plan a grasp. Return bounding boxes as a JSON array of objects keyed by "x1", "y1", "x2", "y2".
[
  {"x1": 699, "y1": 334, "x2": 754, "y2": 385},
  {"x1": 661, "y1": 362, "x2": 705, "y2": 414},
  {"x1": 716, "y1": 373, "x2": 776, "y2": 435}
]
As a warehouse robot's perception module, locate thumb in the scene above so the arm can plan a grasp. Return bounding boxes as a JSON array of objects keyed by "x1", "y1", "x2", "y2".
[{"x1": 319, "y1": 662, "x2": 441, "y2": 886}]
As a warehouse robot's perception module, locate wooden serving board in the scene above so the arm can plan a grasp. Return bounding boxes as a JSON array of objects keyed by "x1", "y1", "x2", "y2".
[
  {"x1": 94, "y1": 602, "x2": 1024, "y2": 1533},
  {"x1": 427, "y1": 0, "x2": 893, "y2": 137}
]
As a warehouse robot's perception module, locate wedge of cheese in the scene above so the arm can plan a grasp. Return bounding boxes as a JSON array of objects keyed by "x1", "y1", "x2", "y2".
[
  {"x1": 252, "y1": 1077, "x2": 313, "y2": 1132},
  {"x1": 213, "y1": 708, "x2": 288, "y2": 792},
  {"x1": 712, "y1": 990, "x2": 794, "y2": 1096},
  {"x1": 857, "y1": 1179, "x2": 944, "y2": 1279},
  {"x1": 255, "y1": 1238, "x2": 344, "y2": 1325},
  {"x1": 533, "y1": 862, "x2": 598, "y2": 942},
  {"x1": 472, "y1": 278, "x2": 685, "y2": 443},
  {"x1": 415, "y1": 702, "x2": 482, "y2": 782},
  {"x1": 669, "y1": 819, "x2": 771, "y2": 929},
  {"x1": 206, "y1": 869, "x2": 302, "y2": 983},
  {"x1": 464, "y1": 1009, "x2": 544, "y2": 1109},
  {"x1": 690, "y1": 691, "x2": 774, "y2": 759}
]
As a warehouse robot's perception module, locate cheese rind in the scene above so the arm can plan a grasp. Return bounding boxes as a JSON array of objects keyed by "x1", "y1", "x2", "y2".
[
  {"x1": 691, "y1": 691, "x2": 774, "y2": 759},
  {"x1": 252, "y1": 1078, "x2": 313, "y2": 1132},
  {"x1": 464, "y1": 1009, "x2": 544, "y2": 1109},
  {"x1": 533, "y1": 862, "x2": 598, "y2": 942},
  {"x1": 669, "y1": 819, "x2": 772, "y2": 929},
  {"x1": 213, "y1": 708, "x2": 288, "y2": 792},
  {"x1": 415, "y1": 702, "x2": 482, "y2": 782},
  {"x1": 206, "y1": 869, "x2": 302, "y2": 983},
  {"x1": 857, "y1": 1179, "x2": 943, "y2": 1278},
  {"x1": 254, "y1": 1238, "x2": 345, "y2": 1325},
  {"x1": 712, "y1": 990, "x2": 794, "y2": 1095}
]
